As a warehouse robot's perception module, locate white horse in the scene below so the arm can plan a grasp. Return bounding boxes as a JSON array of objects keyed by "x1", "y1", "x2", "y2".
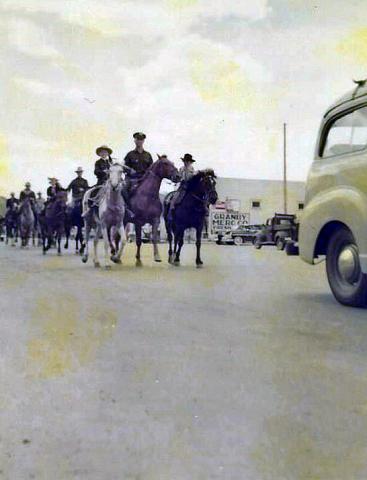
[{"x1": 82, "y1": 163, "x2": 127, "y2": 269}]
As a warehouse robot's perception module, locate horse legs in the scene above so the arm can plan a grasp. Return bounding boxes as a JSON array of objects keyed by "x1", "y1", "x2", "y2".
[
  {"x1": 101, "y1": 226, "x2": 112, "y2": 269},
  {"x1": 166, "y1": 223, "x2": 173, "y2": 263},
  {"x1": 112, "y1": 223, "x2": 126, "y2": 264},
  {"x1": 174, "y1": 229, "x2": 185, "y2": 265},
  {"x1": 195, "y1": 225, "x2": 204, "y2": 267},
  {"x1": 93, "y1": 226, "x2": 101, "y2": 268},
  {"x1": 57, "y1": 231, "x2": 62, "y2": 255},
  {"x1": 135, "y1": 223, "x2": 143, "y2": 266},
  {"x1": 152, "y1": 219, "x2": 161, "y2": 262},
  {"x1": 82, "y1": 224, "x2": 90, "y2": 263}
]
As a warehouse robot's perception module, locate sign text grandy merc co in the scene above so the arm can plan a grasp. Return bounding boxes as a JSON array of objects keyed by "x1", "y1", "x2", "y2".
[{"x1": 209, "y1": 209, "x2": 250, "y2": 234}]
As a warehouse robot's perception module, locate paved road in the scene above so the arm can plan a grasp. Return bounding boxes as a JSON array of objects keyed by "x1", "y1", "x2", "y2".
[{"x1": 1, "y1": 241, "x2": 367, "y2": 479}]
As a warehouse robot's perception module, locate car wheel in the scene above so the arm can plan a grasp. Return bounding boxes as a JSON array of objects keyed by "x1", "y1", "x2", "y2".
[
  {"x1": 276, "y1": 237, "x2": 285, "y2": 251},
  {"x1": 326, "y1": 227, "x2": 367, "y2": 307},
  {"x1": 233, "y1": 236, "x2": 243, "y2": 246},
  {"x1": 254, "y1": 239, "x2": 262, "y2": 249}
]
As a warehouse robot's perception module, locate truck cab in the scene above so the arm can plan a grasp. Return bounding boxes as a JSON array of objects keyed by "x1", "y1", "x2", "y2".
[{"x1": 299, "y1": 80, "x2": 367, "y2": 306}]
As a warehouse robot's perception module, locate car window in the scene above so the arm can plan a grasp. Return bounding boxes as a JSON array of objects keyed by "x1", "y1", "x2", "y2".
[{"x1": 322, "y1": 105, "x2": 367, "y2": 158}]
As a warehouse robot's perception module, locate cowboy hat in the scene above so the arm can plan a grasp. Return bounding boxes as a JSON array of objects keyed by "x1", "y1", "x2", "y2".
[
  {"x1": 133, "y1": 132, "x2": 146, "y2": 140},
  {"x1": 96, "y1": 145, "x2": 113, "y2": 156},
  {"x1": 181, "y1": 153, "x2": 195, "y2": 163},
  {"x1": 48, "y1": 177, "x2": 59, "y2": 182},
  {"x1": 75, "y1": 166, "x2": 84, "y2": 173}
]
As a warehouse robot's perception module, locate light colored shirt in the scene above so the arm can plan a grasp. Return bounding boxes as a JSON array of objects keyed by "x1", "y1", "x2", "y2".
[{"x1": 179, "y1": 164, "x2": 195, "y2": 182}]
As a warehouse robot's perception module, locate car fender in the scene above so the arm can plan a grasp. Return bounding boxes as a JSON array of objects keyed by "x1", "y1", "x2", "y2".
[{"x1": 299, "y1": 186, "x2": 367, "y2": 271}]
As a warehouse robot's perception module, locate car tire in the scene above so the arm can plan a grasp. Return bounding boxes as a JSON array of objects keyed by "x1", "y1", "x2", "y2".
[
  {"x1": 276, "y1": 237, "x2": 285, "y2": 251},
  {"x1": 233, "y1": 236, "x2": 243, "y2": 246},
  {"x1": 326, "y1": 227, "x2": 367, "y2": 307},
  {"x1": 254, "y1": 240, "x2": 262, "y2": 249}
]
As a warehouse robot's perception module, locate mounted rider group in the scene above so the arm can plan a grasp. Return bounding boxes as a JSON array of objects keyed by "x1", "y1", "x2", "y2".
[{"x1": 3, "y1": 132, "x2": 218, "y2": 267}]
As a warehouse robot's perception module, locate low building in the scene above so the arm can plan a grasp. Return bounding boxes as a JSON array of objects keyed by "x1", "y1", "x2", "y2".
[{"x1": 214, "y1": 177, "x2": 306, "y2": 225}]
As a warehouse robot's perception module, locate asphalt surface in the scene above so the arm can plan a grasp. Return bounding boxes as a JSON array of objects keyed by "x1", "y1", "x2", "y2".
[{"x1": 1, "y1": 240, "x2": 367, "y2": 479}]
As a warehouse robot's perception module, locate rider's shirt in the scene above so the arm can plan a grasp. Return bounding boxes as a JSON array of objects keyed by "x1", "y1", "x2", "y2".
[
  {"x1": 35, "y1": 198, "x2": 45, "y2": 211},
  {"x1": 19, "y1": 189, "x2": 36, "y2": 202},
  {"x1": 47, "y1": 184, "x2": 63, "y2": 200},
  {"x1": 94, "y1": 158, "x2": 112, "y2": 184},
  {"x1": 67, "y1": 177, "x2": 89, "y2": 200},
  {"x1": 6, "y1": 197, "x2": 19, "y2": 209},
  {"x1": 124, "y1": 149, "x2": 153, "y2": 177},
  {"x1": 179, "y1": 164, "x2": 195, "y2": 182}
]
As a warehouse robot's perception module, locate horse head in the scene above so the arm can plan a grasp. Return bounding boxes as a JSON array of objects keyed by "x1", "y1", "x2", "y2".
[
  {"x1": 189, "y1": 169, "x2": 218, "y2": 205},
  {"x1": 108, "y1": 163, "x2": 124, "y2": 191},
  {"x1": 153, "y1": 154, "x2": 181, "y2": 183}
]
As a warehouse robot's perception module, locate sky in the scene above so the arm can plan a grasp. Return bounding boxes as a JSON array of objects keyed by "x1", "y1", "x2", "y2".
[{"x1": 0, "y1": 0, "x2": 367, "y2": 195}]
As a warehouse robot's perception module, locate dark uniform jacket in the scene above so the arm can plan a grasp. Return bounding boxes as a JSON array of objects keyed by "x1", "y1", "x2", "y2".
[
  {"x1": 67, "y1": 177, "x2": 89, "y2": 200},
  {"x1": 94, "y1": 158, "x2": 113, "y2": 184},
  {"x1": 124, "y1": 149, "x2": 153, "y2": 178},
  {"x1": 19, "y1": 190, "x2": 36, "y2": 202},
  {"x1": 6, "y1": 197, "x2": 19, "y2": 209},
  {"x1": 47, "y1": 184, "x2": 63, "y2": 199}
]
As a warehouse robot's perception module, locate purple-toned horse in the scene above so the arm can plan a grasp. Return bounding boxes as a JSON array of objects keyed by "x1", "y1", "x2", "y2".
[
  {"x1": 5, "y1": 205, "x2": 18, "y2": 246},
  {"x1": 18, "y1": 197, "x2": 35, "y2": 248},
  {"x1": 40, "y1": 191, "x2": 68, "y2": 255},
  {"x1": 126, "y1": 155, "x2": 180, "y2": 266}
]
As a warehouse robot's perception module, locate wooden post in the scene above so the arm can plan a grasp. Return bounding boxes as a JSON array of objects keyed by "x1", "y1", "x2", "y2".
[{"x1": 283, "y1": 122, "x2": 288, "y2": 214}]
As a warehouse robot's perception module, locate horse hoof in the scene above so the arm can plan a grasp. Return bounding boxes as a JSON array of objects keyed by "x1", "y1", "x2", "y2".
[
  {"x1": 196, "y1": 263, "x2": 203, "y2": 269},
  {"x1": 105, "y1": 265, "x2": 112, "y2": 270},
  {"x1": 154, "y1": 255, "x2": 162, "y2": 263},
  {"x1": 136, "y1": 259, "x2": 143, "y2": 267},
  {"x1": 57, "y1": 252, "x2": 62, "y2": 256},
  {"x1": 94, "y1": 262, "x2": 100, "y2": 268},
  {"x1": 173, "y1": 260, "x2": 180, "y2": 266},
  {"x1": 82, "y1": 255, "x2": 88, "y2": 263},
  {"x1": 111, "y1": 256, "x2": 121, "y2": 264}
]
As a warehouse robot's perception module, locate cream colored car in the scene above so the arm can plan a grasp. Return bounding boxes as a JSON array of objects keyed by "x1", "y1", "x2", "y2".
[{"x1": 299, "y1": 80, "x2": 367, "y2": 307}]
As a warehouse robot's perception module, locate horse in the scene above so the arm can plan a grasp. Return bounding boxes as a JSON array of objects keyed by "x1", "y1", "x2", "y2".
[
  {"x1": 18, "y1": 197, "x2": 35, "y2": 248},
  {"x1": 82, "y1": 163, "x2": 127, "y2": 269},
  {"x1": 126, "y1": 154, "x2": 180, "y2": 266},
  {"x1": 65, "y1": 199, "x2": 85, "y2": 254},
  {"x1": 33, "y1": 200, "x2": 45, "y2": 246},
  {"x1": 40, "y1": 191, "x2": 68, "y2": 255},
  {"x1": 164, "y1": 169, "x2": 218, "y2": 267},
  {"x1": 4, "y1": 206, "x2": 18, "y2": 246}
]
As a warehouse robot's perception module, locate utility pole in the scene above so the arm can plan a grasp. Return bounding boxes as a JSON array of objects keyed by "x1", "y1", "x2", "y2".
[{"x1": 283, "y1": 122, "x2": 288, "y2": 214}]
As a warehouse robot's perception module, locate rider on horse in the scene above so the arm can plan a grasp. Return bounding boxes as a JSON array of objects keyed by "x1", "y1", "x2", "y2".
[
  {"x1": 19, "y1": 182, "x2": 36, "y2": 203},
  {"x1": 6, "y1": 192, "x2": 19, "y2": 212},
  {"x1": 47, "y1": 177, "x2": 63, "y2": 202},
  {"x1": 82, "y1": 145, "x2": 113, "y2": 217},
  {"x1": 67, "y1": 167, "x2": 89, "y2": 206},
  {"x1": 123, "y1": 132, "x2": 153, "y2": 201},
  {"x1": 171, "y1": 153, "x2": 196, "y2": 211}
]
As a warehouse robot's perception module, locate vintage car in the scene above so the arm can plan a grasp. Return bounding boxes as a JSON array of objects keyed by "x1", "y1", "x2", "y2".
[
  {"x1": 253, "y1": 213, "x2": 296, "y2": 250},
  {"x1": 217, "y1": 224, "x2": 263, "y2": 245},
  {"x1": 288, "y1": 80, "x2": 367, "y2": 307}
]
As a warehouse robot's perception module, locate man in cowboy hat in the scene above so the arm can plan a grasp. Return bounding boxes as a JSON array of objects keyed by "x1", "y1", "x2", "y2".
[
  {"x1": 19, "y1": 182, "x2": 36, "y2": 203},
  {"x1": 94, "y1": 145, "x2": 113, "y2": 185},
  {"x1": 171, "y1": 153, "x2": 196, "y2": 210},
  {"x1": 123, "y1": 132, "x2": 153, "y2": 193},
  {"x1": 46, "y1": 177, "x2": 63, "y2": 201},
  {"x1": 67, "y1": 167, "x2": 89, "y2": 205}
]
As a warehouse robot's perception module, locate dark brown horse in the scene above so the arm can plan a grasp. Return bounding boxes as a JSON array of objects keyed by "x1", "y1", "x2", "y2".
[
  {"x1": 126, "y1": 155, "x2": 180, "y2": 266},
  {"x1": 164, "y1": 169, "x2": 218, "y2": 267},
  {"x1": 40, "y1": 191, "x2": 68, "y2": 255}
]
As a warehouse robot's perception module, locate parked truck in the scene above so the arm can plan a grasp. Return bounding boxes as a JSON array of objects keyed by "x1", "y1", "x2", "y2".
[{"x1": 253, "y1": 213, "x2": 297, "y2": 250}]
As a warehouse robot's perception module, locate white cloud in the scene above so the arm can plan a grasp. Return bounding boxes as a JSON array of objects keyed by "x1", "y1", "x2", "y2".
[{"x1": 7, "y1": 18, "x2": 61, "y2": 59}]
